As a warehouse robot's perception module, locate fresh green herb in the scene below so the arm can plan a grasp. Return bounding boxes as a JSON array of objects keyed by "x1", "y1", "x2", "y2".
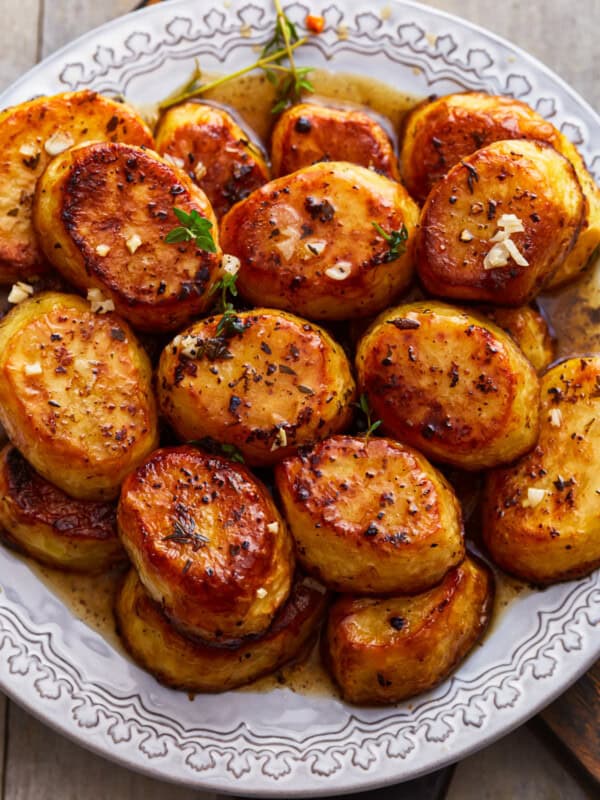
[
  {"x1": 220, "y1": 443, "x2": 246, "y2": 463},
  {"x1": 165, "y1": 208, "x2": 217, "y2": 253},
  {"x1": 372, "y1": 221, "x2": 409, "y2": 262},
  {"x1": 262, "y1": 0, "x2": 314, "y2": 113},
  {"x1": 355, "y1": 393, "x2": 382, "y2": 441},
  {"x1": 209, "y1": 271, "x2": 245, "y2": 337}
]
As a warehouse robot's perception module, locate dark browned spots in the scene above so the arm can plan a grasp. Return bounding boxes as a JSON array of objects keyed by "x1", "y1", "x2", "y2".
[
  {"x1": 462, "y1": 161, "x2": 479, "y2": 193},
  {"x1": 487, "y1": 200, "x2": 497, "y2": 220},
  {"x1": 260, "y1": 341, "x2": 272, "y2": 355},
  {"x1": 553, "y1": 476, "x2": 575, "y2": 491},
  {"x1": 449, "y1": 363, "x2": 459, "y2": 387},
  {"x1": 229, "y1": 395, "x2": 242, "y2": 414},
  {"x1": 294, "y1": 116, "x2": 312, "y2": 133},
  {"x1": 550, "y1": 528, "x2": 561, "y2": 538},
  {"x1": 530, "y1": 213, "x2": 540, "y2": 223},
  {"x1": 387, "y1": 318, "x2": 420, "y2": 330},
  {"x1": 279, "y1": 364, "x2": 297, "y2": 376},
  {"x1": 157, "y1": 281, "x2": 166, "y2": 295},
  {"x1": 111, "y1": 327, "x2": 126, "y2": 341},
  {"x1": 298, "y1": 385, "x2": 314, "y2": 395},
  {"x1": 364, "y1": 524, "x2": 378, "y2": 537},
  {"x1": 170, "y1": 184, "x2": 185, "y2": 195},
  {"x1": 106, "y1": 115, "x2": 119, "y2": 133},
  {"x1": 422, "y1": 423, "x2": 436, "y2": 440},
  {"x1": 304, "y1": 196, "x2": 335, "y2": 222},
  {"x1": 475, "y1": 374, "x2": 498, "y2": 393},
  {"x1": 377, "y1": 672, "x2": 392, "y2": 687},
  {"x1": 50, "y1": 333, "x2": 62, "y2": 341},
  {"x1": 389, "y1": 616, "x2": 406, "y2": 630}
]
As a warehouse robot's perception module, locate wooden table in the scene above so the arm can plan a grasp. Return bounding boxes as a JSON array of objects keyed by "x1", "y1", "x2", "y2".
[{"x1": 0, "y1": 1, "x2": 598, "y2": 797}]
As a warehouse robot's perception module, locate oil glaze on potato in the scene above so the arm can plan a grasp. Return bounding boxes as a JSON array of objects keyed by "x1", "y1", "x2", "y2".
[
  {"x1": 477, "y1": 305, "x2": 554, "y2": 373},
  {"x1": 220, "y1": 162, "x2": 419, "y2": 320},
  {"x1": 482, "y1": 356, "x2": 600, "y2": 584},
  {"x1": 355, "y1": 301, "x2": 540, "y2": 470},
  {"x1": 115, "y1": 569, "x2": 327, "y2": 693},
  {"x1": 416, "y1": 140, "x2": 584, "y2": 305},
  {"x1": 0, "y1": 292, "x2": 158, "y2": 500},
  {"x1": 271, "y1": 103, "x2": 400, "y2": 180},
  {"x1": 117, "y1": 446, "x2": 295, "y2": 643},
  {"x1": 0, "y1": 90, "x2": 153, "y2": 284},
  {"x1": 157, "y1": 309, "x2": 356, "y2": 466},
  {"x1": 275, "y1": 435, "x2": 464, "y2": 594},
  {"x1": 323, "y1": 555, "x2": 494, "y2": 705},
  {"x1": 33, "y1": 141, "x2": 224, "y2": 332},
  {"x1": 0, "y1": 445, "x2": 124, "y2": 572},
  {"x1": 155, "y1": 102, "x2": 269, "y2": 219}
]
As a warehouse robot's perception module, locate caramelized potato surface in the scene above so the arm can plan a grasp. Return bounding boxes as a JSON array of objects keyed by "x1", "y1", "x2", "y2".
[
  {"x1": 477, "y1": 305, "x2": 555, "y2": 372},
  {"x1": 271, "y1": 102, "x2": 400, "y2": 179},
  {"x1": 33, "y1": 141, "x2": 223, "y2": 332},
  {"x1": 116, "y1": 569, "x2": 327, "y2": 692},
  {"x1": 157, "y1": 309, "x2": 356, "y2": 466},
  {"x1": 324, "y1": 555, "x2": 494, "y2": 705},
  {"x1": 0, "y1": 90, "x2": 153, "y2": 284},
  {"x1": 355, "y1": 301, "x2": 540, "y2": 470},
  {"x1": 220, "y1": 162, "x2": 419, "y2": 320},
  {"x1": 0, "y1": 445, "x2": 125, "y2": 572},
  {"x1": 275, "y1": 435, "x2": 464, "y2": 594},
  {"x1": 0, "y1": 292, "x2": 158, "y2": 500},
  {"x1": 117, "y1": 446, "x2": 295, "y2": 642},
  {"x1": 155, "y1": 102, "x2": 270, "y2": 219},
  {"x1": 482, "y1": 356, "x2": 600, "y2": 584},
  {"x1": 416, "y1": 140, "x2": 584, "y2": 305}
]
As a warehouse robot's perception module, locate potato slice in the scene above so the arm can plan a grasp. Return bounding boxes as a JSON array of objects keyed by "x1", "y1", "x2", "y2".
[
  {"x1": 476, "y1": 304, "x2": 555, "y2": 372},
  {"x1": 0, "y1": 444, "x2": 124, "y2": 572},
  {"x1": 0, "y1": 90, "x2": 153, "y2": 284},
  {"x1": 115, "y1": 569, "x2": 327, "y2": 692},
  {"x1": 117, "y1": 445, "x2": 295, "y2": 643},
  {"x1": 33, "y1": 141, "x2": 223, "y2": 332},
  {"x1": 482, "y1": 356, "x2": 600, "y2": 584},
  {"x1": 323, "y1": 555, "x2": 494, "y2": 705},
  {"x1": 271, "y1": 102, "x2": 399, "y2": 179},
  {"x1": 157, "y1": 308, "x2": 356, "y2": 466},
  {"x1": 275, "y1": 435, "x2": 464, "y2": 594},
  {"x1": 220, "y1": 161, "x2": 419, "y2": 320},
  {"x1": 355, "y1": 301, "x2": 540, "y2": 470},
  {"x1": 0, "y1": 292, "x2": 158, "y2": 500},
  {"x1": 155, "y1": 102, "x2": 269, "y2": 219}
]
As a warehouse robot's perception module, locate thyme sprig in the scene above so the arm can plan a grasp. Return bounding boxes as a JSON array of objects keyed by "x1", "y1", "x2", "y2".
[
  {"x1": 355, "y1": 393, "x2": 382, "y2": 441},
  {"x1": 210, "y1": 271, "x2": 245, "y2": 337},
  {"x1": 165, "y1": 208, "x2": 217, "y2": 253},
  {"x1": 372, "y1": 222, "x2": 409, "y2": 262}
]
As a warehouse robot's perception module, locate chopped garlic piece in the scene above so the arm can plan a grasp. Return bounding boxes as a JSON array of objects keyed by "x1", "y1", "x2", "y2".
[
  {"x1": 549, "y1": 408, "x2": 562, "y2": 427},
  {"x1": 19, "y1": 143, "x2": 38, "y2": 158},
  {"x1": 256, "y1": 587, "x2": 268, "y2": 599},
  {"x1": 95, "y1": 244, "x2": 110, "y2": 257},
  {"x1": 222, "y1": 254, "x2": 240, "y2": 275},
  {"x1": 483, "y1": 242, "x2": 510, "y2": 270},
  {"x1": 44, "y1": 130, "x2": 74, "y2": 156},
  {"x1": 178, "y1": 335, "x2": 201, "y2": 358},
  {"x1": 126, "y1": 234, "x2": 143, "y2": 255},
  {"x1": 325, "y1": 262, "x2": 352, "y2": 280},
  {"x1": 24, "y1": 362, "x2": 42, "y2": 375},
  {"x1": 163, "y1": 153, "x2": 185, "y2": 169},
  {"x1": 8, "y1": 281, "x2": 34, "y2": 304},
  {"x1": 460, "y1": 229, "x2": 474, "y2": 242},
  {"x1": 273, "y1": 226, "x2": 299, "y2": 262},
  {"x1": 522, "y1": 487, "x2": 547, "y2": 508},
  {"x1": 503, "y1": 237, "x2": 529, "y2": 267},
  {"x1": 271, "y1": 427, "x2": 288, "y2": 451},
  {"x1": 302, "y1": 240, "x2": 327, "y2": 259},
  {"x1": 266, "y1": 521, "x2": 279, "y2": 534},
  {"x1": 87, "y1": 288, "x2": 115, "y2": 314},
  {"x1": 194, "y1": 161, "x2": 207, "y2": 181}
]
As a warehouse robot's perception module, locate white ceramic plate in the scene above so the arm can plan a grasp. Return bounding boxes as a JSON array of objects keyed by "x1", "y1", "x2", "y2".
[{"x1": 0, "y1": 1, "x2": 598, "y2": 796}]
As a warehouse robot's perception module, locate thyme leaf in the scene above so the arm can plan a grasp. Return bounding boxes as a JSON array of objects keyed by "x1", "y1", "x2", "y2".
[
  {"x1": 165, "y1": 208, "x2": 217, "y2": 253},
  {"x1": 372, "y1": 221, "x2": 409, "y2": 262},
  {"x1": 354, "y1": 393, "x2": 382, "y2": 441}
]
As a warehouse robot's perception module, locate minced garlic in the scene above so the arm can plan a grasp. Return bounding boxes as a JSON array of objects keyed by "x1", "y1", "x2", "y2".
[
  {"x1": 271, "y1": 427, "x2": 288, "y2": 451},
  {"x1": 266, "y1": 521, "x2": 279, "y2": 534},
  {"x1": 522, "y1": 487, "x2": 547, "y2": 508},
  {"x1": 126, "y1": 234, "x2": 143, "y2": 255},
  {"x1": 223, "y1": 254, "x2": 241, "y2": 275},
  {"x1": 24, "y1": 362, "x2": 42, "y2": 375},
  {"x1": 44, "y1": 130, "x2": 74, "y2": 156},
  {"x1": 325, "y1": 262, "x2": 352, "y2": 280},
  {"x1": 483, "y1": 213, "x2": 529, "y2": 270},
  {"x1": 95, "y1": 244, "x2": 111, "y2": 257},
  {"x1": 549, "y1": 408, "x2": 563, "y2": 427},
  {"x1": 256, "y1": 587, "x2": 268, "y2": 599},
  {"x1": 8, "y1": 281, "x2": 34, "y2": 304},
  {"x1": 87, "y1": 288, "x2": 115, "y2": 314}
]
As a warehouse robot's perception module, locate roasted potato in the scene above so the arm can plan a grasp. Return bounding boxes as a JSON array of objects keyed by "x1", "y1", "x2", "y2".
[
  {"x1": 355, "y1": 301, "x2": 540, "y2": 470},
  {"x1": 0, "y1": 90, "x2": 153, "y2": 284},
  {"x1": 155, "y1": 102, "x2": 270, "y2": 220},
  {"x1": 482, "y1": 356, "x2": 600, "y2": 584},
  {"x1": 0, "y1": 292, "x2": 158, "y2": 500},
  {"x1": 117, "y1": 445, "x2": 295, "y2": 642},
  {"x1": 157, "y1": 308, "x2": 356, "y2": 466},
  {"x1": 220, "y1": 162, "x2": 419, "y2": 320},
  {"x1": 415, "y1": 140, "x2": 584, "y2": 305},
  {"x1": 476, "y1": 305, "x2": 555, "y2": 372},
  {"x1": 115, "y1": 569, "x2": 327, "y2": 692},
  {"x1": 33, "y1": 141, "x2": 224, "y2": 332},
  {"x1": 323, "y1": 554, "x2": 494, "y2": 705},
  {"x1": 275, "y1": 435, "x2": 464, "y2": 594},
  {"x1": 0, "y1": 444, "x2": 125, "y2": 572},
  {"x1": 271, "y1": 102, "x2": 400, "y2": 180}
]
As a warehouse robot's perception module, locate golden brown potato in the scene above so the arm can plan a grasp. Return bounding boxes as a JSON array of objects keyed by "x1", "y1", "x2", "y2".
[
  {"x1": 275, "y1": 435, "x2": 464, "y2": 594},
  {"x1": 400, "y1": 91, "x2": 600, "y2": 287},
  {"x1": 0, "y1": 445, "x2": 125, "y2": 572},
  {"x1": 157, "y1": 308, "x2": 356, "y2": 466},
  {"x1": 155, "y1": 102, "x2": 270, "y2": 219},
  {"x1": 415, "y1": 140, "x2": 584, "y2": 305},
  {"x1": 115, "y1": 569, "x2": 327, "y2": 692},
  {"x1": 271, "y1": 102, "x2": 400, "y2": 180},
  {"x1": 0, "y1": 292, "x2": 158, "y2": 500},
  {"x1": 323, "y1": 555, "x2": 494, "y2": 705},
  {"x1": 355, "y1": 301, "x2": 540, "y2": 470},
  {"x1": 476, "y1": 305, "x2": 555, "y2": 372},
  {"x1": 117, "y1": 445, "x2": 295, "y2": 643},
  {"x1": 220, "y1": 162, "x2": 419, "y2": 320},
  {"x1": 0, "y1": 90, "x2": 153, "y2": 284},
  {"x1": 482, "y1": 356, "x2": 600, "y2": 584},
  {"x1": 33, "y1": 141, "x2": 224, "y2": 333}
]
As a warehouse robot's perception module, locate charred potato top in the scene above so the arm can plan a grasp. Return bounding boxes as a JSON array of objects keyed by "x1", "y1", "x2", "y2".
[
  {"x1": 482, "y1": 356, "x2": 600, "y2": 584},
  {"x1": 157, "y1": 308, "x2": 356, "y2": 466},
  {"x1": 0, "y1": 292, "x2": 158, "y2": 500},
  {"x1": 117, "y1": 446, "x2": 295, "y2": 642},
  {"x1": 275, "y1": 435, "x2": 464, "y2": 594},
  {"x1": 33, "y1": 141, "x2": 224, "y2": 333},
  {"x1": 0, "y1": 90, "x2": 153, "y2": 284},
  {"x1": 355, "y1": 301, "x2": 540, "y2": 470},
  {"x1": 220, "y1": 161, "x2": 419, "y2": 320},
  {"x1": 416, "y1": 140, "x2": 584, "y2": 306},
  {"x1": 271, "y1": 102, "x2": 400, "y2": 180},
  {"x1": 155, "y1": 102, "x2": 270, "y2": 220},
  {"x1": 477, "y1": 304, "x2": 554, "y2": 373}
]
